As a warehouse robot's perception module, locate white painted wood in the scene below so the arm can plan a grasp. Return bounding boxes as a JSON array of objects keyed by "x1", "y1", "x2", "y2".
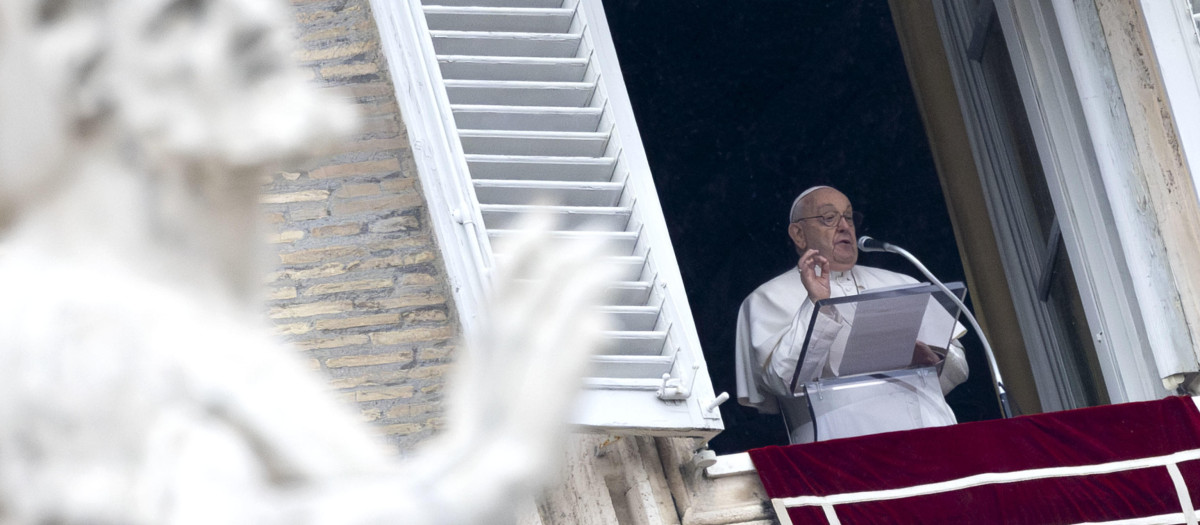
[
  {"x1": 933, "y1": 0, "x2": 1086, "y2": 410},
  {"x1": 584, "y1": 378, "x2": 662, "y2": 390},
  {"x1": 572, "y1": 389, "x2": 716, "y2": 436},
  {"x1": 372, "y1": 0, "x2": 722, "y2": 438},
  {"x1": 430, "y1": 31, "x2": 583, "y2": 58},
  {"x1": 1004, "y1": 0, "x2": 1179, "y2": 402},
  {"x1": 423, "y1": 0, "x2": 564, "y2": 7},
  {"x1": 459, "y1": 130, "x2": 610, "y2": 156},
  {"x1": 704, "y1": 453, "x2": 757, "y2": 479},
  {"x1": 492, "y1": 254, "x2": 643, "y2": 280},
  {"x1": 603, "y1": 281, "x2": 654, "y2": 306},
  {"x1": 472, "y1": 179, "x2": 623, "y2": 206},
  {"x1": 488, "y1": 229, "x2": 639, "y2": 254},
  {"x1": 933, "y1": 0, "x2": 1077, "y2": 411},
  {"x1": 601, "y1": 331, "x2": 669, "y2": 356},
  {"x1": 452, "y1": 104, "x2": 603, "y2": 131},
  {"x1": 596, "y1": 256, "x2": 649, "y2": 281},
  {"x1": 478, "y1": 203, "x2": 631, "y2": 229},
  {"x1": 423, "y1": 6, "x2": 576, "y2": 33},
  {"x1": 439, "y1": 56, "x2": 589, "y2": 82},
  {"x1": 590, "y1": 356, "x2": 675, "y2": 379},
  {"x1": 368, "y1": 0, "x2": 493, "y2": 337},
  {"x1": 444, "y1": 79, "x2": 597, "y2": 107},
  {"x1": 931, "y1": 0, "x2": 1174, "y2": 408},
  {"x1": 601, "y1": 305, "x2": 661, "y2": 331},
  {"x1": 465, "y1": 154, "x2": 616, "y2": 181},
  {"x1": 490, "y1": 258, "x2": 645, "y2": 290},
  {"x1": 1039, "y1": 0, "x2": 1180, "y2": 399},
  {"x1": 577, "y1": 0, "x2": 723, "y2": 430}
]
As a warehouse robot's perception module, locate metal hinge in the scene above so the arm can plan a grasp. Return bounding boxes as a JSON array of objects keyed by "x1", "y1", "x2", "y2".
[
  {"x1": 701, "y1": 392, "x2": 729, "y2": 421},
  {"x1": 657, "y1": 372, "x2": 689, "y2": 400},
  {"x1": 657, "y1": 346, "x2": 702, "y2": 401}
]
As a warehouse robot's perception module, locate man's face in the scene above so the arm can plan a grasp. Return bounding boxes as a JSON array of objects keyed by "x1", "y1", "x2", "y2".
[{"x1": 788, "y1": 188, "x2": 858, "y2": 272}]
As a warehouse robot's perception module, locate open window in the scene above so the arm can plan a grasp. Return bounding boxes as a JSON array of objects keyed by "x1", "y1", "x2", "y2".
[{"x1": 940, "y1": 0, "x2": 1110, "y2": 410}]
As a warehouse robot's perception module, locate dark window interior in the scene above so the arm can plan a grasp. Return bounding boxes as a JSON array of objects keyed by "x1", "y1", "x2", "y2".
[{"x1": 602, "y1": 0, "x2": 1002, "y2": 453}]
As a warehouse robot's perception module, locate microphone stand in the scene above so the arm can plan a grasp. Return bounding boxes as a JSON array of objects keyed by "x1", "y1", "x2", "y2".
[{"x1": 866, "y1": 239, "x2": 1014, "y2": 419}]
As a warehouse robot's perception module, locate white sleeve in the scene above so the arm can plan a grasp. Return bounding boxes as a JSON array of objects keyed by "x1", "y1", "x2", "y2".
[
  {"x1": 757, "y1": 298, "x2": 847, "y2": 398},
  {"x1": 737, "y1": 283, "x2": 849, "y2": 412},
  {"x1": 939, "y1": 338, "x2": 969, "y2": 394}
]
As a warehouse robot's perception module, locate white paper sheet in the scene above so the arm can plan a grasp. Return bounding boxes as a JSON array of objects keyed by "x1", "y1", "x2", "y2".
[
  {"x1": 834, "y1": 292, "x2": 929, "y2": 376},
  {"x1": 918, "y1": 295, "x2": 960, "y2": 350}
]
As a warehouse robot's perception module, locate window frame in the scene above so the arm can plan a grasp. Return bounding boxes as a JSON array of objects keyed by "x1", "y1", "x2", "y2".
[{"x1": 932, "y1": 0, "x2": 1175, "y2": 409}]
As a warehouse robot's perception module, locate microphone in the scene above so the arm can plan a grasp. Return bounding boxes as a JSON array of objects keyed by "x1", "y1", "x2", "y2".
[
  {"x1": 857, "y1": 235, "x2": 893, "y2": 253},
  {"x1": 860, "y1": 236, "x2": 1014, "y2": 419}
]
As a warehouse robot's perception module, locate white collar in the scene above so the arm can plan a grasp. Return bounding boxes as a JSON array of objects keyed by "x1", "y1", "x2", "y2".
[{"x1": 830, "y1": 268, "x2": 854, "y2": 280}]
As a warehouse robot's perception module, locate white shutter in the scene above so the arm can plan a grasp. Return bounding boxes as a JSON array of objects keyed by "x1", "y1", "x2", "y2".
[
  {"x1": 371, "y1": 0, "x2": 725, "y2": 437},
  {"x1": 1191, "y1": 0, "x2": 1200, "y2": 34}
]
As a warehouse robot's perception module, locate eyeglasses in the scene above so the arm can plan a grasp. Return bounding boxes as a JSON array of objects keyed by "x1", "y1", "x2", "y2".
[{"x1": 793, "y1": 210, "x2": 863, "y2": 229}]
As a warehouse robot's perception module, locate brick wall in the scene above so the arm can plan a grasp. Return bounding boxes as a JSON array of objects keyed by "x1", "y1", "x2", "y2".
[{"x1": 260, "y1": 0, "x2": 459, "y2": 452}]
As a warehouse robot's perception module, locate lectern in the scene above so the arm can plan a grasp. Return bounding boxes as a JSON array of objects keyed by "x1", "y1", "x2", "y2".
[{"x1": 784, "y1": 282, "x2": 967, "y2": 443}]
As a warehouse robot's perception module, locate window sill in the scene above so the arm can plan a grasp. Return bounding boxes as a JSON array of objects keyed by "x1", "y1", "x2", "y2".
[{"x1": 704, "y1": 452, "x2": 756, "y2": 478}]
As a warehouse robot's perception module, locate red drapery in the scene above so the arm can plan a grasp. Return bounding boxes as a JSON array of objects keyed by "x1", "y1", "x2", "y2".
[{"x1": 749, "y1": 396, "x2": 1200, "y2": 524}]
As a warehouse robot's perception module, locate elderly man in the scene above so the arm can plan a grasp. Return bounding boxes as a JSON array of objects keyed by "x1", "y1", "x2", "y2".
[{"x1": 735, "y1": 186, "x2": 968, "y2": 443}]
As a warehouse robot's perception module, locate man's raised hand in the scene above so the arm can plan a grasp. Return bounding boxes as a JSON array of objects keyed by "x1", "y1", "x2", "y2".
[{"x1": 798, "y1": 248, "x2": 832, "y2": 302}]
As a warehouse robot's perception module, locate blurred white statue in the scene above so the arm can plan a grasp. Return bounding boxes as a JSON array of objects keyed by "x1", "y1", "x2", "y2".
[{"x1": 0, "y1": 0, "x2": 610, "y2": 523}]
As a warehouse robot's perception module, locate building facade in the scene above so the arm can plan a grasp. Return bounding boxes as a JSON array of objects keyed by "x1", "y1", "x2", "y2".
[{"x1": 265, "y1": 0, "x2": 1200, "y2": 523}]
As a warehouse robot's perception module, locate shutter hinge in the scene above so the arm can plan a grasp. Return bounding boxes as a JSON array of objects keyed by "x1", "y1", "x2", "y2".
[
  {"x1": 450, "y1": 208, "x2": 473, "y2": 225},
  {"x1": 657, "y1": 373, "x2": 689, "y2": 400},
  {"x1": 657, "y1": 347, "x2": 700, "y2": 401},
  {"x1": 702, "y1": 392, "x2": 729, "y2": 421},
  {"x1": 657, "y1": 345, "x2": 691, "y2": 400}
]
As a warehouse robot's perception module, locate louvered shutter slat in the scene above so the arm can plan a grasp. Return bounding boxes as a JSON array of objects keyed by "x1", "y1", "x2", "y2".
[
  {"x1": 423, "y1": 7, "x2": 576, "y2": 33},
  {"x1": 430, "y1": 31, "x2": 583, "y2": 58},
  {"x1": 601, "y1": 331, "x2": 668, "y2": 356},
  {"x1": 422, "y1": 0, "x2": 565, "y2": 8},
  {"x1": 487, "y1": 230, "x2": 638, "y2": 256},
  {"x1": 452, "y1": 105, "x2": 602, "y2": 132},
  {"x1": 458, "y1": 130, "x2": 610, "y2": 157},
  {"x1": 439, "y1": 56, "x2": 589, "y2": 82},
  {"x1": 375, "y1": 0, "x2": 723, "y2": 437},
  {"x1": 602, "y1": 282, "x2": 653, "y2": 306},
  {"x1": 472, "y1": 180, "x2": 623, "y2": 207},
  {"x1": 445, "y1": 80, "x2": 596, "y2": 107},
  {"x1": 590, "y1": 356, "x2": 674, "y2": 379},
  {"x1": 465, "y1": 155, "x2": 616, "y2": 181},
  {"x1": 601, "y1": 305, "x2": 661, "y2": 331},
  {"x1": 478, "y1": 204, "x2": 631, "y2": 230}
]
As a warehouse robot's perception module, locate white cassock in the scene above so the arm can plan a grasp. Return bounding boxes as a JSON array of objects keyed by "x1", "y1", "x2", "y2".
[{"x1": 735, "y1": 265, "x2": 969, "y2": 444}]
